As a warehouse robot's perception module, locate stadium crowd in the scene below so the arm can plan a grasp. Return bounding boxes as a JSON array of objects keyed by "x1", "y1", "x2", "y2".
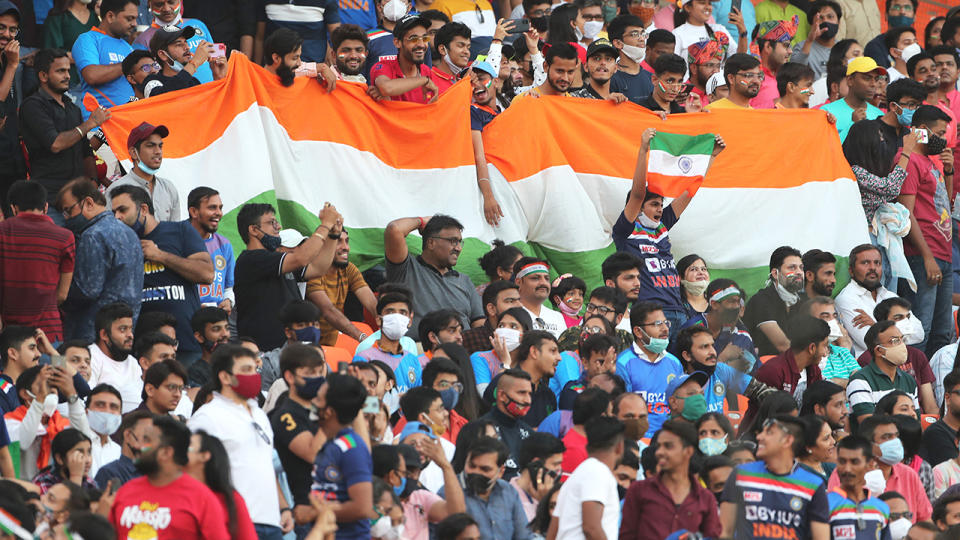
[{"x1": 1, "y1": 0, "x2": 960, "y2": 538}]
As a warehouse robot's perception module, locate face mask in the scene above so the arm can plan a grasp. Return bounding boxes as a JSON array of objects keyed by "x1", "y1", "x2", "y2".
[
  {"x1": 602, "y1": 4, "x2": 617, "y2": 23},
  {"x1": 879, "y1": 343, "x2": 908, "y2": 366},
  {"x1": 201, "y1": 338, "x2": 220, "y2": 354},
  {"x1": 699, "y1": 436, "x2": 728, "y2": 456},
  {"x1": 294, "y1": 326, "x2": 323, "y2": 344},
  {"x1": 583, "y1": 21, "x2": 603, "y2": 40},
  {"x1": 463, "y1": 471, "x2": 496, "y2": 494},
  {"x1": 442, "y1": 53, "x2": 465, "y2": 75},
  {"x1": 682, "y1": 279, "x2": 709, "y2": 297},
  {"x1": 574, "y1": 26, "x2": 584, "y2": 41},
  {"x1": 640, "y1": 328, "x2": 669, "y2": 355},
  {"x1": 894, "y1": 103, "x2": 916, "y2": 126},
  {"x1": 623, "y1": 416, "x2": 649, "y2": 440},
  {"x1": 690, "y1": 360, "x2": 717, "y2": 378},
  {"x1": 529, "y1": 15, "x2": 548, "y2": 33},
  {"x1": 877, "y1": 437, "x2": 904, "y2": 465},
  {"x1": 864, "y1": 468, "x2": 886, "y2": 493},
  {"x1": 88, "y1": 410, "x2": 122, "y2": 435},
  {"x1": 638, "y1": 212, "x2": 660, "y2": 229},
  {"x1": 231, "y1": 372, "x2": 262, "y2": 400},
  {"x1": 136, "y1": 154, "x2": 160, "y2": 176},
  {"x1": 680, "y1": 393, "x2": 707, "y2": 422},
  {"x1": 895, "y1": 316, "x2": 924, "y2": 345},
  {"x1": 558, "y1": 300, "x2": 580, "y2": 317},
  {"x1": 818, "y1": 22, "x2": 839, "y2": 40},
  {"x1": 383, "y1": 0, "x2": 408, "y2": 21},
  {"x1": 296, "y1": 376, "x2": 325, "y2": 400},
  {"x1": 887, "y1": 15, "x2": 913, "y2": 28},
  {"x1": 772, "y1": 272, "x2": 801, "y2": 307},
  {"x1": 381, "y1": 313, "x2": 410, "y2": 341},
  {"x1": 900, "y1": 42, "x2": 922, "y2": 63},
  {"x1": 393, "y1": 475, "x2": 407, "y2": 498},
  {"x1": 889, "y1": 517, "x2": 912, "y2": 540},
  {"x1": 718, "y1": 306, "x2": 740, "y2": 325},
  {"x1": 494, "y1": 327, "x2": 522, "y2": 352},
  {"x1": 42, "y1": 393, "x2": 59, "y2": 417},
  {"x1": 309, "y1": 404, "x2": 322, "y2": 422},
  {"x1": 503, "y1": 393, "x2": 531, "y2": 418},
  {"x1": 629, "y1": 5, "x2": 655, "y2": 23},
  {"x1": 440, "y1": 387, "x2": 460, "y2": 410},
  {"x1": 258, "y1": 228, "x2": 282, "y2": 251},
  {"x1": 130, "y1": 207, "x2": 145, "y2": 237},
  {"x1": 64, "y1": 211, "x2": 90, "y2": 235},
  {"x1": 926, "y1": 132, "x2": 948, "y2": 155},
  {"x1": 827, "y1": 318, "x2": 843, "y2": 342},
  {"x1": 620, "y1": 43, "x2": 646, "y2": 63}
]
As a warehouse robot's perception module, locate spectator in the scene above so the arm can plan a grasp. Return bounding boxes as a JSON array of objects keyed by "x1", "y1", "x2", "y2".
[
  {"x1": 233, "y1": 201, "x2": 341, "y2": 351},
  {"x1": 557, "y1": 333, "x2": 617, "y2": 410},
  {"x1": 430, "y1": 21, "x2": 470, "y2": 93},
  {"x1": 678, "y1": 279, "x2": 758, "y2": 375},
  {"x1": 686, "y1": 37, "x2": 726, "y2": 109},
  {"x1": 456, "y1": 436, "x2": 530, "y2": 538},
  {"x1": 431, "y1": 0, "x2": 493, "y2": 55},
  {"x1": 463, "y1": 280, "x2": 520, "y2": 353},
  {"x1": 861, "y1": 0, "x2": 913, "y2": 68},
  {"x1": 570, "y1": 38, "x2": 627, "y2": 103},
  {"x1": 111, "y1": 184, "x2": 212, "y2": 362},
  {"x1": 135, "y1": 0, "x2": 218, "y2": 84},
  {"x1": 859, "y1": 418, "x2": 931, "y2": 523},
  {"x1": 43, "y1": 0, "x2": 100, "y2": 89},
  {"x1": 774, "y1": 60, "x2": 816, "y2": 109},
  {"x1": 305, "y1": 229, "x2": 377, "y2": 347},
  {"x1": 185, "y1": 431, "x2": 259, "y2": 539},
  {"x1": 0, "y1": 326, "x2": 43, "y2": 415},
  {"x1": 923, "y1": 371, "x2": 960, "y2": 467},
  {"x1": 508, "y1": 258, "x2": 562, "y2": 338},
  {"x1": 883, "y1": 26, "x2": 918, "y2": 83},
  {"x1": 833, "y1": 0, "x2": 880, "y2": 47},
  {"x1": 802, "y1": 296, "x2": 858, "y2": 385},
  {"x1": 370, "y1": 15, "x2": 440, "y2": 102},
  {"x1": 601, "y1": 253, "x2": 646, "y2": 326},
  {"x1": 468, "y1": 59, "x2": 505, "y2": 226},
  {"x1": 57, "y1": 179, "x2": 143, "y2": 342},
  {"x1": 699, "y1": 454, "x2": 734, "y2": 497},
  {"x1": 255, "y1": 300, "x2": 322, "y2": 391},
  {"x1": 639, "y1": 52, "x2": 685, "y2": 112},
  {"x1": 181, "y1": 0, "x2": 256, "y2": 56},
  {"x1": 517, "y1": 42, "x2": 579, "y2": 98},
  {"x1": 616, "y1": 300, "x2": 684, "y2": 438},
  {"x1": 621, "y1": 419, "x2": 720, "y2": 539},
  {"x1": 743, "y1": 245, "x2": 805, "y2": 356},
  {"x1": 750, "y1": 16, "x2": 800, "y2": 109},
  {"x1": 558, "y1": 286, "x2": 632, "y2": 352},
  {"x1": 60, "y1": 340, "x2": 92, "y2": 383},
  {"x1": 83, "y1": 383, "x2": 122, "y2": 477},
  {"x1": 141, "y1": 25, "x2": 222, "y2": 98},
  {"x1": 329, "y1": 24, "x2": 367, "y2": 83},
  {"x1": 822, "y1": 56, "x2": 885, "y2": 141},
  {"x1": 696, "y1": 412, "x2": 734, "y2": 457},
  {"x1": 0, "y1": 181, "x2": 75, "y2": 342},
  {"x1": 642, "y1": 28, "x2": 677, "y2": 74},
  {"x1": 828, "y1": 435, "x2": 893, "y2": 537},
  {"x1": 418, "y1": 310, "x2": 464, "y2": 362},
  {"x1": 608, "y1": 14, "x2": 654, "y2": 103},
  {"x1": 71, "y1": 0, "x2": 139, "y2": 117},
  {"x1": 480, "y1": 368, "x2": 533, "y2": 479},
  {"x1": 256, "y1": 0, "x2": 340, "y2": 65},
  {"x1": 189, "y1": 344, "x2": 290, "y2": 538},
  {"x1": 121, "y1": 49, "x2": 159, "y2": 100},
  {"x1": 673, "y1": 0, "x2": 741, "y2": 67},
  {"x1": 187, "y1": 187, "x2": 235, "y2": 314},
  {"x1": 353, "y1": 291, "x2": 423, "y2": 393},
  {"x1": 384, "y1": 214, "x2": 482, "y2": 337},
  {"x1": 835, "y1": 244, "x2": 897, "y2": 356},
  {"x1": 94, "y1": 408, "x2": 152, "y2": 488},
  {"x1": 707, "y1": 52, "x2": 762, "y2": 109},
  {"x1": 934, "y1": 493, "x2": 960, "y2": 531},
  {"x1": 561, "y1": 387, "x2": 610, "y2": 473},
  {"x1": 106, "y1": 122, "x2": 181, "y2": 222},
  {"x1": 33, "y1": 428, "x2": 97, "y2": 493},
  {"x1": 185, "y1": 307, "x2": 230, "y2": 386},
  {"x1": 140, "y1": 359, "x2": 189, "y2": 419},
  {"x1": 364, "y1": 0, "x2": 416, "y2": 77},
  {"x1": 110, "y1": 415, "x2": 231, "y2": 538},
  {"x1": 800, "y1": 380, "x2": 848, "y2": 432},
  {"x1": 665, "y1": 370, "x2": 709, "y2": 424},
  {"x1": 509, "y1": 432, "x2": 564, "y2": 522},
  {"x1": 552, "y1": 416, "x2": 623, "y2": 539},
  {"x1": 88, "y1": 302, "x2": 142, "y2": 413},
  {"x1": 792, "y1": 0, "x2": 842, "y2": 80},
  {"x1": 19, "y1": 49, "x2": 105, "y2": 201},
  {"x1": 309, "y1": 373, "x2": 376, "y2": 537},
  {"x1": 133, "y1": 331, "x2": 179, "y2": 373}
]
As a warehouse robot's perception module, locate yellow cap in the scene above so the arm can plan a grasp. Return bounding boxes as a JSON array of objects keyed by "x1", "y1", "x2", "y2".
[{"x1": 846, "y1": 56, "x2": 888, "y2": 77}]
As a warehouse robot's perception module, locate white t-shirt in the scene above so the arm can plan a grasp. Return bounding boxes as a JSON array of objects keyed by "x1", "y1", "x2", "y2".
[
  {"x1": 88, "y1": 345, "x2": 143, "y2": 413},
  {"x1": 523, "y1": 304, "x2": 567, "y2": 338},
  {"x1": 552, "y1": 457, "x2": 620, "y2": 540},
  {"x1": 90, "y1": 435, "x2": 121, "y2": 479},
  {"x1": 418, "y1": 436, "x2": 456, "y2": 493}
]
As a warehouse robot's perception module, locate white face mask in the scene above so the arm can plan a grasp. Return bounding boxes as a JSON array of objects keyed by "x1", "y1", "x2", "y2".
[
  {"x1": 42, "y1": 393, "x2": 59, "y2": 417},
  {"x1": 895, "y1": 315, "x2": 925, "y2": 345},
  {"x1": 494, "y1": 327, "x2": 522, "y2": 352},
  {"x1": 900, "y1": 42, "x2": 922, "y2": 63},
  {"x1": 681, "y1": 279, "x2": 709, "y2": 297},
  {"x1": 620, "y1": 44, "x2": 645, "y2": 63},
  {"x1": 370, "y1": 515, "x2": 404, "y2": 540},
  {"x1": 888, "y1": 517, "x2": 912, "y2": 540},
  {"x1": 864, "y1": 468, "x2": 886, "y2": 494},
  {"x1": 638, "y1": 212, "x2": 660, "y2": 229},
  {"x1": 383, "y1": 0, "x2": 408, "y2": 21},
  {"x1": 827, "y1": 318, "x2": 843, "y2": 342},
  {"x1": 380, "y1": 313, "x2": 410, "y2": 341},
  {"x1": 583, "y1": 20, "x2": 603, "y2": 40}
]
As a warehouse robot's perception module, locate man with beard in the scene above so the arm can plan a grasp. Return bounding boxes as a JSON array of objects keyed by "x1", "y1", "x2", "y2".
[
  {"x1": 847, "y1": 320, "x2": 919, "y2": 422},
  {"x1": 513, "y1": 257, "x2": 566, "y2": 338},
  {"x1": 110, "y1": 415, "x2": 230, "y2": 539},
  {"x1": 828, "y1": 436, "x2": 894, "y2": 540},
  {"x1": 707, "y1": 52, "x2": 762, "y2": 110},
  {"x1": 463, "y1": 280, "x2": 521, "y2": 353},
  {"x1": 571, "y1": 38, "x2": 628, "y2": 102},
  {"x1": 791, "y1": 1, "x2": 842, "y2": 80},
  {"x1": 305, "y1": 229, "x2": 377, "y2": 347},
  {"x1": 484, "y1": 331, "x2": 562, "y2": 426},
  {"x1": 518, "y1": 42, "x2": 578, "y2": 98},
  {"x1": 143, "y1": 25, "x2": 223, "y2": 98},
  {"x1": 686, "y1": 36, "x2": 727, "y2": 109},
  {"x1": 800, "y1": 380, "x2": 849, "y2": 433},
  {"x1": 110, "y1": 185, "x2": 213, "y2": 367},
  {"x1": 185, "y1": 307, "x2": 230, "y2": 386},
  {"x1": 330, "y1": 24, "x2": 368, "y2": 82},
  {"x1": 107, "y1": 122, "x2": 181, "y2": 221},
  {"x1": 134, "y1": 0, "x2": 217, "y2": 85},
  {"x1": 823, "y1": 56, "x2": 885, "y2": 142},
  {"x1": 431, "y1": 22, "x2": 471, "y2": 93},
  {"x1": 364, "y1": 0, "x2": 437, "y2": 79},
  {"x1": 744, "y1": 245, "x2": 806, "y2": 356},
  {"x1": 0, "y1": 1, "x2": 25, "y2": 202},
  {"x1": 263, "y1": 27, "x2": 338, "y2": 90},
  {"x1": 921, "y1": 371, "x2": 960, "y2": 466},
  {"x1": 750, "y1": 16, "x2": 798, "y2": 109},
  {"x1": 608, "y1": 14, "x2": 654, "y2": 103},
  {"x1": 804, "y1": 296, "x2": 859, "y2": 385},
  {"x1": 639, "y1": 52, "x2": 686, "y2": 112},
  {"x1": 908, "y1": 52, "x2": 957, "y2": 154},
  {"x1": 837, "y1": 244, "x2": 900, "y2": 356},
  {"x1": 803, "y1": 249, "x2": 837, "y2": 298},
  {"x1": 467, "y1": 60, "x2": 506, "y2": 227},
  {"x1": 897, "y1": 105, "x2": 954, "y2": 356},
  {"x1": 72, "y1": 0, "x2": 139, "y2": 117},
  {"x1": 88, "y1": 302, "x2": 143, "y2": 413},
  {"x1": 384, "y1": 214, "x2": 484, "y2": 337},
  {"x1": 371, "y1": 15, "x2": 440, "y2": 103},
  {"x1": 679, "y1": 279, "x2": 758, "y2": 374},
  {"x1": 18, "y1": 49, "x2": 104, "y2": 199},
  {"x1": 187, "y1": 186, "x2": 235, "y2": 313},
  {"x1": 600, "y1": 254, "x2": 642, "y2": 334}
]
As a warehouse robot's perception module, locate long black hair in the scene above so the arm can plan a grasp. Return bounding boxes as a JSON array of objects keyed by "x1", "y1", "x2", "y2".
[
  {"x1": 548, "y1": 3, "x2": 581, "y2": 45},
  {"x1": 438, "y1": 342, "x2": 486, "y2": 420},
  {"x1": 843, "y1": 120, "x2": 895, "y2": 177},
  {"x1": 50, "y1": 429, "x2": 91, "y2": 480},
  {"x1": 451, "y1": 419, "x2": 496, "y2": 473},
  {"x1": 195, "y1": 431, "x2": 239, "y2": 537},
  {"x1": 529, "y1": 482, "x2": 563, "y2": 534}
]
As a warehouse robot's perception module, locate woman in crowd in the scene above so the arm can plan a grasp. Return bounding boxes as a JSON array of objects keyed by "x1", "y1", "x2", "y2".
[
  {"x1": 451, "y1": 420, "x2": 498, "y2": 473},
  {"x1": 797, "y1": 415, "x2": 836, "y2": 482},
  {"x1": 673, "y1": 0, "x2": 741, "y2": 67},
  {"x1": 739, "y1": 390, "x2": 798, "y2": 442},
  {"x1": 528, "y1": 482, "x2": 563, "y2": 539},
  {"x1": 724, "y1": 440, "x2": 757, "y2": 466},
  {"x1": 810, "y1": 38, "x2": 862, "y2": 107},
  {"x1": 677, "y1": 254, "x2": 710, "y2": 318},
  {"x1": 476, "y1": 240, "x2": 522, "y2": 294},
  {"x1": 470, "y1": 306, "x2": 533, "y2": 394},
  {"x1": 925, "y1": 16, "x2": 946, "y2": 49},
  {"x1": 436, "y1": 342, "x2": 487, "y2": 420},
  {"x1": 34, "y1": 430, "x2": 97, "y2": 493},
  {"x1": 550, "y1": 274, "x2": 586, "y2": 329},
  {"x1": 43, "y1": 0, "x2": 100, "y2": 90},
  {"x1": 185, "y1": 431, "x2": 257, "y2": 540},
  {"x1": 696, "y1": 411, "x2": 734, "y2": 457},
  {"x1": 893, "y1": 414, "x2": 934, "y2": 502},
  {"x1": 876, "y1": 390, "x2": 918, "y2": 419}
]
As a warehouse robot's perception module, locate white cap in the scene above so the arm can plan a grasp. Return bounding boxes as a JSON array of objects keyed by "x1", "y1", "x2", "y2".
[
  {"x1": 706, "y1": 71, "x2": 727, "y2": 95},
  {"x1": 279, "y1": 229, "x2": 306, "y2": 248}
]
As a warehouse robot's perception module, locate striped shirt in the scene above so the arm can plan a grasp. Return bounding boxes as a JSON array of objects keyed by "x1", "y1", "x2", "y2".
[
  {"x1": 258, "y1": 0, "x2": 341, "y2": 62},
  {"x1": 826, "y1": 487, "x2": 890, "y2": 540},
  {"x1": 846, "y1": 361, "x2": 919, "y2": 418},
  {"x1": 430, "y1": 0, "x2": 495, "y2": 47}
]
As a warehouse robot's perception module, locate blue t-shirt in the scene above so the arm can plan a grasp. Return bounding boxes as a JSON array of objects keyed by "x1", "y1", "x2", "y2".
[
  {"x1": 470, "y1": 104, "x2": 498, "y2": 132},
  {"x1": 0, "y1": 374, "x2": 18, "y2": 416},
  {"x1": 615, "y1": 345, "x2": 683, "y2": 437},
  {"x1": 827, "y1": 489, "x2": 891, "y2": 540},
  {"x1": 549, "y1": 351, "x2": 582, "y2": 402},
  {"x1": 259, "y1": 0, "x2": 341, "y2": 63},
  {"x1": 703, "y1": 362, "x2": 752, "y2": 413},
  {"x1": 338, "y1": 0, "x2": 377, "y2": 30},
  {"x1": 470, "y1": 350, "x2": 501, "y2": 388},
  {"x1": 353, "y1": 347, "x2": 422, "y2": 393},
  {"x1": 821, "y1": 98, "x2": 884, "y2": 143},
  {"x1": 679, "y1": 313, "x2": 759, "y2": 374},
  {"x1": 610, "y1": 69, "x2": 653, "y2": 103},
  {"x1": 35, "y1": 0, "x2": 54, "y2": 24},
  {"x1": 721, "y1": 461, "x2": 830, "y2": 540},
  {"x1": 133, "y1": 19, "x2": 216, "y2": 83},
  {"x1": 612, "y1": 206, "x2": 683, "y2": 310},
  {"x1": 197, "y1": 231, "x2": 235, "y2": 306},
  {"x1": 72, "y1": 28, "x2": 134, "y2": 117},
  {"x1": 140, "y1": 221, "x2": 208, "y2": 353},
  {"x1": 311, "y1": 428, "x2": 372, "y2": 540}
]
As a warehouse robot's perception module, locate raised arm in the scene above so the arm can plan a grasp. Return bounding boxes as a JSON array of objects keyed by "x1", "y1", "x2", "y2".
[
  {"x1": 280, "y1": 204, "x2": 342, "y2": 274},
  {"x1": 384, "y1": 216, "x2": 427, "y2": 264},
  {"x1": 623, "y1": 128, "x2": 657, "y2": 222}
]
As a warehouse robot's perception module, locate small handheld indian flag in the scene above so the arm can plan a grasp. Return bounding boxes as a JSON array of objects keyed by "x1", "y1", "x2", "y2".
[{"x1": 646, "y1": 132, "x2": 715, "y2": 197}]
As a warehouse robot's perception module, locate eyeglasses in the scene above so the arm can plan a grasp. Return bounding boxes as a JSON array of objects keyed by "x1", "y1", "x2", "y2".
[
  {"x1": 140, "y1": 62, "x2": 162, "y2": 73},
  {"x1": 60, "y1": 199, "x2": 83, "y2": 219},
  {"x1": 431, "y1": 236, "x2": 463, "y2": 247},
  {"x1": 737, "y1": 71, "x2": 765, "y2": 81},
  {"x1": 584, "y1": 325, "x2": 605, "y2": 334},
  {"x1": 582, "y1": 13, "x2": 604, "y2": 21},
  {"x1": 0, "y1": 23, "x2": 19, "y2": 35},
  {"x1": 260, "y1": 219, "x2": 280, "y2": 229},
  {"x1": 763, "y1": 418, "x2": 785, "y2": 431},
  {"x1": 889, "y1": 511, "x2": 913, "y2": 521},
  {"x1": 528, "y1": 8, "x2": 551, "y2": 17},
  {"x1": 623, "y1": 30, "x2": 647, "y2": 40},
  {"x1": 163, "y1": 383, "x2": 184, "y2": 393},
  {"x1": 882, "y1": 337, "x2": 904, "y2": 346},
  {"x1": 436, "y1": 381, "x2": 464, "y2": 392},
  {"x1": 404, "y1": 34, "x2": 430, "y2": 43},
  {"x1": 252, "y1": 422, "x2": 271, "y2": 445},
  {"x1": 727, "y1": 440, "x2": 757, "y2": 452},
  {"x1": 641, "y1": 319, "x2": 671, "y2": 328},
  {"x1": 586, "y1": 303, "x2": 615, "y2": 315}
]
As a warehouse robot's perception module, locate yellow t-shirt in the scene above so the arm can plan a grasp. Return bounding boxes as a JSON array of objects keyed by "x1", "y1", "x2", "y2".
[
  {"x1": 305, "y1": 262, "x2": 368, "y2": 346},
  {"x1": 705, "y1": 97, "x2": 753, "y2": 110}
]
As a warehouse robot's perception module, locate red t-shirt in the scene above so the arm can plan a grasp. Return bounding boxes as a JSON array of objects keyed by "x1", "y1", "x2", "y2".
[
  {"x1": 432, "y1": 67, "x2": 456, "y2": 94},
  {"x1": 370, "y1": 59, "x2": 437, "y2": 103},
  {"x1": 216, "y1": 490, "x2": 258, "y2": 540},
  {"x1": 898, "y1": 149, "x2": 952, "y2": 262},
  {"x1": 110, "y1": 474, "x2": 230, "y2": 540},
  {"x1": 561, "y1": 428, "x2": 588, "y2": 473}
]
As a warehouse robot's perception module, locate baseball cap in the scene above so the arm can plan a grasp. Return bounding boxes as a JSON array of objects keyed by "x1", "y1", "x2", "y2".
[
  {"x1": 149, "y1": 25, "x2": 197, "y2": 55},
  {"x1": 279, "y1": 229, "x2": 306, "y2": 248},
  {"x1": 586, "y1": 38, "x2": 617, "y2": 59},
  {"x1": 0, "y1": 1, "x2": 20, "y2": 21},
  {"x1": 846, "y1": 56, "x2": 887, "y2": 77},
  {"x1": 127, "y1": 122, "x2": 169, "y2": 150},
  {"x1": 470, "y1": 60, "x2": 498, "y2": 79},
  {"x1": 399, "y1": 421, "x2": 437, "y2": 443},
  {"x1": 393, "y1": 14, "x2": 430, "y2": 40},
  {"x1": 706, "y1": 71, "x2": 726, "y2": 95},
  {"x1": 664, "y1": 371, "x2": 710, "y2": 399}
]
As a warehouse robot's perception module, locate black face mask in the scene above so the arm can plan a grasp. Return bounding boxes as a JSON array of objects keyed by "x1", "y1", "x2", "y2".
[
  {"x1": 529, "y1": 15, "x2": 548, "y2": 33},
  {"x1": 819, "y1": 22, "x2": 839, "y2": 40},
  {"x1": 462, "y1": 472, "x2": 496, "y2": 494},
  {"x1": 691, "y1": 360, "x2": 717, "y2": 378},
  {"x1": 927, "y1": 133, "x2": 948, "y2": 155}
]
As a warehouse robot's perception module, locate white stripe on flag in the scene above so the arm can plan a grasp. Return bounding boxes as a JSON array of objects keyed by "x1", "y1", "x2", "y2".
[{"x1": 646, "y1": 149, "x2": 711, "y2": 177}]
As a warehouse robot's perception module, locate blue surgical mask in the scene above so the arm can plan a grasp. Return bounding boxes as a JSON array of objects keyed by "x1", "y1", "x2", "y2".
[
  {"x1": 130, "y1": 207, "x2": 146, "y2": 237},
  {"x1": 641, "y1": 328, "x2": 669, "y2": 355},
  {"x1": 887, "y1": 15, "x2": 913, "y2": 28},
  {"x1": 699, "y1": 436, "x2": 728, "y2": 456},
  {"x1": 877, "y1": 437, "x2": 904, "y2": 466},
  {"x1": 895, "y1": 103, "x2": 916, "y2": 126},
  {"x1": 136, "y1": 158, "x2": 159, "y2": 176},
  {"x1": 440, "y1": 387, "x2": 460, "y2": 411},
  {"x1": 294, "y1": 326, "x2": 323, "y2": 344},
  {"x1": 393, "y1": 475, "x2": 407, "y2": 498}
]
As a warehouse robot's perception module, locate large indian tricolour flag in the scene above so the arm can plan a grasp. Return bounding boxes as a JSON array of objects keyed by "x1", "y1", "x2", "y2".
[{"x1": 97, "y1": 54, "x2": 869, "y2": 295}]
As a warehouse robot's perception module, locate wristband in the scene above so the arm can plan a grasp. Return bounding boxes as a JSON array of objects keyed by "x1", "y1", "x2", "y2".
[
  {"x1": 327, "y1": 230, "x2": 341, "y2": 239},
  {"x1": 477, "y1": 178, "x2": 490, "y2": 182},
  {"x1": 76, "y1": 127, "x2": 84, "y2": 138},
  {"x1": 280, "y1": 507, "x2": 291, "y2": 513},
  {"x1": 417, "y1": 217, "x2": 425, "y2": 229}
]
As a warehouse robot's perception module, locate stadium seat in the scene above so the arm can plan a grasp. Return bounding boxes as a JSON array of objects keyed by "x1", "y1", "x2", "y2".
[
  {"x1": 322, "y1": 346, "x2": 353, "y2": 373},
  {"x1": 335, "y1": 332, "x2": 360, "y2": 353}
]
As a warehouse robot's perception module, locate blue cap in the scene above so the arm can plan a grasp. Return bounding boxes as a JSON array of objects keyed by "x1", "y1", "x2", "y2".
[
  {"x1": 664, "y1": 371, "x2": 709, "y2": 399},
  {"x1": 0, "y1": 0, "x2": 20, "y2": 20},
  {"x1": 399, "y1": 421, "x2": 436, "y2": 443},
  {"x1": 470, "y1": 60, "x2": 498, "y2": 79}
]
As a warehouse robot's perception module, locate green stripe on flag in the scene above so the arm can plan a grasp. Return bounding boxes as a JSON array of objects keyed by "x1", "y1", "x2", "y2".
[{"x1": 649, "y1": 132, "x2": 715, "y2": 156}]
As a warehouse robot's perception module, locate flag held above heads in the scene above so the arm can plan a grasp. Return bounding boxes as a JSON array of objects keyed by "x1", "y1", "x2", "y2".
[{"x1": 646, "y1": 132, "x2": 715, "y2": 198}]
